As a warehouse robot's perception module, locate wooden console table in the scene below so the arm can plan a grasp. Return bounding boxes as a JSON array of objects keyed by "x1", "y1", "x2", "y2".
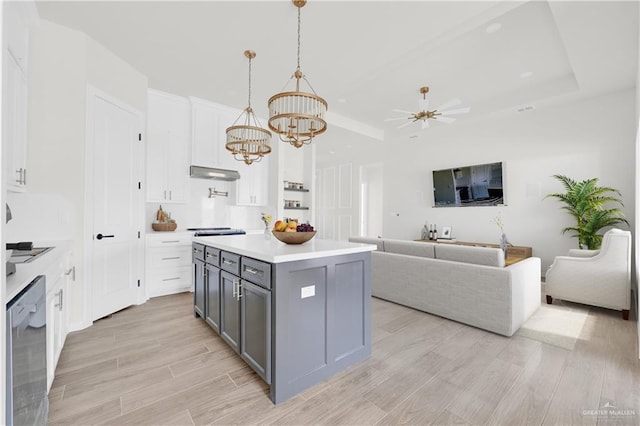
[{"x1": 414, "y1": 239, "x2": 532, "y2": 266}]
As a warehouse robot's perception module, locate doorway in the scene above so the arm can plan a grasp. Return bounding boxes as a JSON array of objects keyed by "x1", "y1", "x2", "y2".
[
  {"x1": 359, "y1": 163, "x2": 383, "y2": 238},
  {"x1": 85, "y1": 86, "x2": 144, "y2": 321}
]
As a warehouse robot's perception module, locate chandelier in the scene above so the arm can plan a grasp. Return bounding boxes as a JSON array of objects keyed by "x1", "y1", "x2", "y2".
[
  {"x1": 268, "y1": 0, "x2": 327, "y2": 148},
  {"x1": 226, "y1": 50, "x2": 272, "y2": 165}
]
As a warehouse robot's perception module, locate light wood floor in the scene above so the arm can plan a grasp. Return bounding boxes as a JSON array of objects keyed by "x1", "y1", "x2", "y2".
[{"x1": 48, "y1": 291, "x2": 639, "y2": 425}]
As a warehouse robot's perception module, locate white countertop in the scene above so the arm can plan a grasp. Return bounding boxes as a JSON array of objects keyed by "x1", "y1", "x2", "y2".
[
  {"x1": 193, "y1": 234, "x2": 376, "y2": 263},
  {"x1": 6, "y1": 239, "x2": 73, "y2": 303}
]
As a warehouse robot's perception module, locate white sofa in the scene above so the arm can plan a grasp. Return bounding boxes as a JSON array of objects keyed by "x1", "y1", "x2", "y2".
[
  {"x1": 349, "y1": 237, "x2": 541, "y2": 336},
  {"x1": 545, "y1": 228, "x2": 631, "y2": 320}
]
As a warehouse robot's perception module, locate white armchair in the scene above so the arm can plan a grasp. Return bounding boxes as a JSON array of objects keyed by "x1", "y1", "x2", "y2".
[{"x1": 545, "y1": 228, "x2": 631, "y2": 320}]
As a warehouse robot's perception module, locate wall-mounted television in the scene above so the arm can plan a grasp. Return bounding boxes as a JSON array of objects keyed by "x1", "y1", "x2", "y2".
[{"x1": 432, "y1": 161, "x2": 505, "y2": 207}]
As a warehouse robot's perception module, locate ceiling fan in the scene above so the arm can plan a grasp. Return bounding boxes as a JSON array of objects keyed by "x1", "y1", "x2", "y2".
[{"x1": 385, "y1": 86, "x2": 470, "y2": 129}]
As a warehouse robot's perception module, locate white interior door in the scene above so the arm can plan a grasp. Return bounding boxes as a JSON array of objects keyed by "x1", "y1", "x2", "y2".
[
  {"x1": 359, "y1": 163, "x2": 384, "y2": 238},
  {"x1": 87, "y1": 87, "x2": 143, "y2": 321}
]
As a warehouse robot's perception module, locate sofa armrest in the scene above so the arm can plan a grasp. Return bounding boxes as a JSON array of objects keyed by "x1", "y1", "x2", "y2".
[
  {"x1": 506, "y1": 257, "x2": 541, "y2": 335},
  {"x1": 567, "y1": 248, "x2": 599, "y2": 258}
]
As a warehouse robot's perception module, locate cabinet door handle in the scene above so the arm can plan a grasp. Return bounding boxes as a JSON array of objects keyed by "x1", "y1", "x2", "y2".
[
  {"x1": 162, "y1": 257, "x2": 180, "y2": 261},
  {"x1": 162, "y1": 277, "x2": 181, "y2": 282},
  {"x1": 162, "y1": 240, "x2": 180, "y2": 244},
  {"x1": 65, "y1": 266, "x2": 76, "y2": 281},
  {"x1": 96, "y1": 234, "x2": 115, "y2": 240},
  {"x1": 233, "y1": 280, "x2": 242, "y2": 300},
  {"x1": 223, "y1": 259, "x2": 235, "y2": 266},
  {"x1": 54, "y1": 289, "x2": 63, "y2": 310},
  {"x1": 193, "y1": 248, "x2": 203, "y2": 254},
  {"x1": 15, "y1": 168, "x2": 26, "y2": 185},
  {"x1": 169, "y1": 190, "x2": 172, "y2": 200}
]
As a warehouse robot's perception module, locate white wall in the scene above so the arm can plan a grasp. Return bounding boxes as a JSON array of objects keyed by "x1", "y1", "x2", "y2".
[
  {"x1": 318, "y1": 89, "x2": 636, "y2": 275},
  {"x1": 27, "y1": 20, "x2": 147, "y2": 330}
]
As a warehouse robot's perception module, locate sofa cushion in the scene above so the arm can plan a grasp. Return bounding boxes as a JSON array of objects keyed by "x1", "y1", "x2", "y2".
[
  {"x1": 348, "y1": 236, "x2": 384, "y2": 251},
  {"x1": 383, "y1": 239, "x2": 435, "y2": 258},
  {"x1": 435, "y1": 244, "x2": 505, "y2": 267}
]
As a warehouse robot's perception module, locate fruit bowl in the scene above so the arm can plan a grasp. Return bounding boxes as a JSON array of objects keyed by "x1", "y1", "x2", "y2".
[{"x1": 272, "y1": 231, "x2": 317, "y2": 245}]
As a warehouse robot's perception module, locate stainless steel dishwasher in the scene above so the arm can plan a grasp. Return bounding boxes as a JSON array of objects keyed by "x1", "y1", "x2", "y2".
[{"x1": 6, "y1": 275, "x2": 48, "y2": 426}]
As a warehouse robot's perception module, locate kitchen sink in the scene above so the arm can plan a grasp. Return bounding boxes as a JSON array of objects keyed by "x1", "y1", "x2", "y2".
[{"x1": 9, "y1": 247, "x2": 54, "y2": 264}]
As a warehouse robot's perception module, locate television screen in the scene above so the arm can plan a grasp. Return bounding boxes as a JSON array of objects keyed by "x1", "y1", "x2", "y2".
[{"x1": 432, "y1": 161, "x2": 504, "y2": 207}]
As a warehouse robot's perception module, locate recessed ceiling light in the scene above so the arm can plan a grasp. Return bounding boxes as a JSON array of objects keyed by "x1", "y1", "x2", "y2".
[
  {"x1": 328, "y1": 150, "x2": 336, "y2": 154},
  {"x1": 337, "y1": 98, "x2": 347, "y2": 104},
  {"x1": 520, "y1": 71, "x2": 534, "y2": 79},
  {"x1": 486, "y1": 23, "x2": 502, "y2": 34}
]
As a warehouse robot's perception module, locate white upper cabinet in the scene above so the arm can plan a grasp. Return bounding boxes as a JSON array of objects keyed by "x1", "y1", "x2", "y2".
[
  {"x1": 146, "y1": 89, "x2": 190, "y2": 203},
  {"x1": 236, "y1": 155, "x2": 269, "y2": 206},
  {"x1": 190, "y1": 97, "x2": 243, "y2": 169},
  {"x1": 216, "y1": 108, "x2": 244, "y2": 170},
  {"x1": 3, "y1": 1, "x2": 36, "y2": 192},
  {"x1": 190, "y1": 97, "x2": 220, "y2": 168},
  {"x1": 189, "y1": 96, "x2": 270, "y2": 206}
]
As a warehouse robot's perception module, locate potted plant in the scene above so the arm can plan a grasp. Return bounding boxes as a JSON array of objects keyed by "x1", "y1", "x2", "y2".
[{"x1": 546, "y1": 174, "x2": 629, "y2": 249}]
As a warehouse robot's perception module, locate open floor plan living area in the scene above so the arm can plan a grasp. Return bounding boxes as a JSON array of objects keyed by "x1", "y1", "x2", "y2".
[{"x1": 2, "y1": 0, "x2": 640, "y2": 425}]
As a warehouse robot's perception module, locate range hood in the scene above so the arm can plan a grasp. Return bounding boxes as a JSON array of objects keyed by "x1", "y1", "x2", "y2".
[{"x1": 190, "y1": 165, "x2": 240, "y2": 181}]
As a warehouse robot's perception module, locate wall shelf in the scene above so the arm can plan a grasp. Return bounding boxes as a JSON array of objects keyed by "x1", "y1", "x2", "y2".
[
  {"x1": 283, "y1": 187, "x2": 309, "y2": 192},
  {"x1": 284, "y1": 206, "x2": 309, "y2": 210}
]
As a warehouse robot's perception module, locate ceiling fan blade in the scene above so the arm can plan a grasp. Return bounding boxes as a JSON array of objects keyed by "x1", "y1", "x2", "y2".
[
  {"x1": 418, "y1": 98, "x2": 429, "y2": 111},
  {"x1": 397, "y1": 120, "x2": 415, "y2": 129},
  {"x1": 436, "y1": 98, "x2": 461, "y2": 111},
  {"x1": 440, "y1": 107, "x2": 470, "y2": 115},
  {"x1": 392, "y1": 109, "x2": 415, "y2": 114},
  {"x1": 421, "y1": 119, "x2": 430, "y2": 129},
  {"x1": 384, "y1": 117, "x2": 410, "y2": 122},
  {"x1": 436, "y1": 116, "x2": 456, "y2": 124}
]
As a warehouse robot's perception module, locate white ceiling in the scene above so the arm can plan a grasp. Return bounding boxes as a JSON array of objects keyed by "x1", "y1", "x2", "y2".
[{"x1": 35, "y1": 0, "x2": 638, "y2": 152}]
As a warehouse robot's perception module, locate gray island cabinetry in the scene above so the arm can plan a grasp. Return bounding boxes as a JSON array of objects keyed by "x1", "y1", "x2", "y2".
[{"x1": 192, "y1": 234, "x2": 376, "y2": 404}]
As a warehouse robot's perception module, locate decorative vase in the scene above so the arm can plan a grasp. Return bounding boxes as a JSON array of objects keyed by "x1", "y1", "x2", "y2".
[
  {"x1": 500, "y1": 233, "x2": 510, "y2": 259},
  {"x1": 264, "y1": 224, "x2": 271, "y2": 239}
]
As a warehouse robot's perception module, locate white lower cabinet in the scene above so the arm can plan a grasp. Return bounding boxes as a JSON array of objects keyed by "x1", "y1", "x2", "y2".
[
  {"x1": 45, "y1": 251, "x2": 73, "y2": 391},
  {"x1": 146, "y1": 232, "x2": 193, "y2": 298}
]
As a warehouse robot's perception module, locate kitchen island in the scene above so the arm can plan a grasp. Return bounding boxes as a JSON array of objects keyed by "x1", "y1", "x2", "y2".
[{"x1": 192, "y1": 234, "x2": 376, "y2": 404}]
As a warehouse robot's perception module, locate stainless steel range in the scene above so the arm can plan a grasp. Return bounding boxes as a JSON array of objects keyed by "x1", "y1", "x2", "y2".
[{"x1": 187, "y1": 227, "x2": 246, "y2": 237}]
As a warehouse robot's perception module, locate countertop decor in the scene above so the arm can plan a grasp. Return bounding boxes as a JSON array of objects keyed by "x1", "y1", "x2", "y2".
[{"x1": 272, "y1": 230, "x2": 316, "y2": 244}]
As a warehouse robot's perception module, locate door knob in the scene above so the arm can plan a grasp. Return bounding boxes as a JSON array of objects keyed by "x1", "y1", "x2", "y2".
[{"x1": 96, "y1": 233, "x2": 115, "y2": 240}]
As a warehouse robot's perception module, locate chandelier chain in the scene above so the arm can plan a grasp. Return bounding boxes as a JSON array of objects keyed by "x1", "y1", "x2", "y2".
[
  {"x1": 247, "y1": 55, "x2": 252, "y2": 109},
  {"x1": 296, "y1": 5, "x2": 301, "y2": 71}
]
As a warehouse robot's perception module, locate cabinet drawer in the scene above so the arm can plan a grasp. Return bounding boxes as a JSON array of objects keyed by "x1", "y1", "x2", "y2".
[
  {"x1": 220, "y1": 251, "x2": 241, "y2": 275},
  {"x1": 149, "y1": 265, "x2": 192, "y2": 297},
  {"x1": 205, "y1": 247, "x2": 220, "y2": 267},
  {"x1": 148, "y1": 246, "x2": 192, "y2": 266},
  {"x1": 193, "y1": 243, "x2": 205, "y2": 262},
  {"x1": 241, "y1": 257, "x2": 271, "y2": 289}
]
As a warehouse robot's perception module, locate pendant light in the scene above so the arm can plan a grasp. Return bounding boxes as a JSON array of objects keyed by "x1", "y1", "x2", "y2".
[
  {"x1": 226, "y1": 50, "x2": 272, "y2": 165},
  {"x1": 268, "y1": 0, "x2": 328, "y2": 148}
]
